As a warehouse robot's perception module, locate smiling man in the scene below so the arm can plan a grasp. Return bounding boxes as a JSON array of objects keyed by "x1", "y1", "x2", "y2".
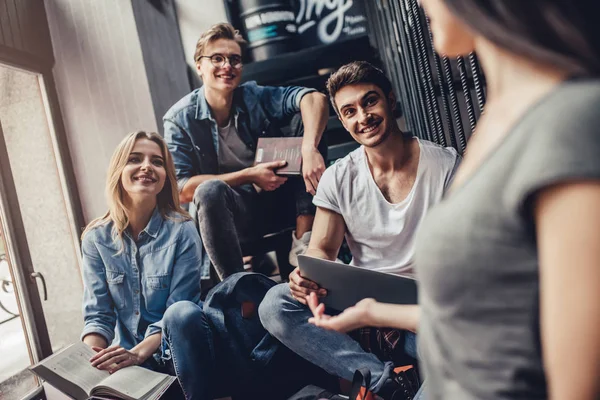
[
  {"x1": 259, "y1": 61, "x2": 460, "y2": 398},
  {"x1": 163, "y1": 23, "x2": 329, "y2": 280}
]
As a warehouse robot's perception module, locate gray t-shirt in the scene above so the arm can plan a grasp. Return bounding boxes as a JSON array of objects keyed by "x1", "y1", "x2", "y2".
[
  {"x1": 415, "y1": 80, "x2": 600, "y2": 399},
  {"x1": 217, "y1": 119, "x2": 255, "y2": 173}
]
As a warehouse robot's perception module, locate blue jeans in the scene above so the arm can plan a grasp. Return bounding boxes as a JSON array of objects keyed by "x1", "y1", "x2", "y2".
[
  {"x1": 162, "y1": 300, "x2": 218, "y2": 400},
  {"x1": 259, "y1": 283, "x2": 418, "y2": 393}
]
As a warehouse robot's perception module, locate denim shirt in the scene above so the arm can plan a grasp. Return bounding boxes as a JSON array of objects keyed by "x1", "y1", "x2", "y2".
[
  {"x1": 80, "y1": 209, "x2": 202, "y2": 351},
  {"x1": 163, "y1": 81, "x2": 315, "y2": 189},
  {"x1": 163, "y1": 81, "x2": 315, "y2": 278}
]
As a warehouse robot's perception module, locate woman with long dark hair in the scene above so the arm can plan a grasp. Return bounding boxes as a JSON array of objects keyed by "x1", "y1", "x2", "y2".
[{"x1": 309, "y1": 1, "x2": 600, "y2": 398}]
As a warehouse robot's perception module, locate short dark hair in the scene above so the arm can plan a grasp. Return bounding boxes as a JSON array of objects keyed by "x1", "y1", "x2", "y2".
[
  {"x1": 444, "y1": 0, "x2": 600, "y2": 76},
  {"x1": 326, "y1": 61, "x2": 393, "y2": 116}
]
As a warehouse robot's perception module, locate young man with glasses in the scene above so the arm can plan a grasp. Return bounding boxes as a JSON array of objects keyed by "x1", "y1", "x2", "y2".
[{"x1": 164, "y1": 23, "x2": 330, "y2": 280}]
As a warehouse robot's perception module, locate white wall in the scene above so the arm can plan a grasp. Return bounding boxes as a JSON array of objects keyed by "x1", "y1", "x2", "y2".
[
  {"x1": 45, "y1": 0, "x2": 231, "y2": 222},
  {"x1": 45, "y1": 0, "x2": 158, "y2": 222},
  {"x1": 174, "y1": 0, "x2": 228, "y2": 72}
]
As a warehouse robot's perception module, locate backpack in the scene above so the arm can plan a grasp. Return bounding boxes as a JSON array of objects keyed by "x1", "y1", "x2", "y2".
[{"x1": 204, "y1": 272, "x2": 334, "y2": 399}]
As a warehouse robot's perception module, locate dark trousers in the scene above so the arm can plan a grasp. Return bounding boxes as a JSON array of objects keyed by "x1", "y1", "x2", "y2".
[
  {"x1": 193, "y1": 114, "x2": 323, "y2": 279},
  {"x1": 193, "y1": 178, "x2": 313, "y2": 279}
]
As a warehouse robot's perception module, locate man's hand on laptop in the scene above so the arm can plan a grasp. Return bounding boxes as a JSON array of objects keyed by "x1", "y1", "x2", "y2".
[{"x1": 289, "y1": 267, "x2": 327, "y2": 305}]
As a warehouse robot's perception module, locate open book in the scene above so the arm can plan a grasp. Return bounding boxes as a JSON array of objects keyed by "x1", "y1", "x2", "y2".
[{"x1": 29, "y1": 342, "x2": 176, "y2": 400}]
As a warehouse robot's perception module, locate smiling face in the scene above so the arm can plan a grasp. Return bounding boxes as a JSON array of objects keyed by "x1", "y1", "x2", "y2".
[
  {"x1": 335, "y1": 83, "x2": 397, "y2": 148},
  {"x1": 196, "y1": 38, "x2": 243, "y2": 93},
  {"x1": 120, "y1": 138, "x2": 167, "y2": 202}
]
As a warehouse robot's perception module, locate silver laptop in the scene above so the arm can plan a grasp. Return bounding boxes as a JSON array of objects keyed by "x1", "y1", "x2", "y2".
[{"x1": 297, "y1": 255, "x2": 418, "y2": 311}]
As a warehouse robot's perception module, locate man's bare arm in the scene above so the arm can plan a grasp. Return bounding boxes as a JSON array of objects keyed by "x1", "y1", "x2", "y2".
[
  {"x1": 305, "y1": 207, "x2": 346, "y2": 260},
  {"x1": 299, "y1": 92, "x2": 329, "y2": 194},
  {"x1": 289, "y1": 207, "x2": 346, "y2": 304}
]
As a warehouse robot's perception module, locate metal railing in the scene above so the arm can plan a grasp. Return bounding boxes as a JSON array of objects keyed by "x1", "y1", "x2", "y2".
[{"x1": 365, "y1": 0, "x2": 486, "y2": 153}]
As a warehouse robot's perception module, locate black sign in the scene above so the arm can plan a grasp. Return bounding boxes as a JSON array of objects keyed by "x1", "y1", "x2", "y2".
[
  {"x1": 292, "y1": 0, "x2": 368, "y2": 48},
  {"x1": 241, "y1": 4, "x2": 297, "y2": 47}
]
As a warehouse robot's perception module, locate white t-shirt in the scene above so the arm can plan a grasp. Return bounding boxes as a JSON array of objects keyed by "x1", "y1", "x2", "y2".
[{"x1": 313, "y1": 138, "x2": 460, "y2": 277}]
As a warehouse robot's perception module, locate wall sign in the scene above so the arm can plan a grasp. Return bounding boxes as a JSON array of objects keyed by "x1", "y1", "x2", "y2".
[
  {"x1": 242, "y1": 4, "x2": 297, "y2": 45},
  {"x1": 293, "y1": 0, "x2": 368, "y2": 47},
  {"x1": 238, "y1": 1, "x2": 298, "y2": 60}
]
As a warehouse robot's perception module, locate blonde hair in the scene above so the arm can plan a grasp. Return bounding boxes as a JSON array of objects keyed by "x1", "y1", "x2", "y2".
[
  {"x1": 193, "y1": 22, "x2": 246, "y2": 62},
  {"x1": 82, "y1": 131, "x2": 190, "y2": 249}
]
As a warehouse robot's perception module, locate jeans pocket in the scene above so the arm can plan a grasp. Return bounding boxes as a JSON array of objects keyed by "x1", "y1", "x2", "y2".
[{"x1": 106, "y1": 270, "x2": 126, "y2": 310}]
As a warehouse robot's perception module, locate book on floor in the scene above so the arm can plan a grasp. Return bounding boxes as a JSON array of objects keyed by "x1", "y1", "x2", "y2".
[
  {"x1": 29, "y1": 341, "x2": 176, "y2": 400},
  {"x1": 254, "y1": 137, "x2": 303, "y2": 175}
]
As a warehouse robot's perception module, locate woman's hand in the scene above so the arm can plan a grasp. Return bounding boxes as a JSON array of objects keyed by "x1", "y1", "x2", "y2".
[
  {"x1": 90, "y1": 345, "x2": 142, "y2": 373},
  {"x1": 307, "y1": 292, "x2": 375, "y2": 333}
]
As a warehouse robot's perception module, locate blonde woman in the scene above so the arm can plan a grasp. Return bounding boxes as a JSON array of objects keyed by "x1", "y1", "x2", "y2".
[{"x1": 81, "y1": 131, "x2": 210, "y2": 399}]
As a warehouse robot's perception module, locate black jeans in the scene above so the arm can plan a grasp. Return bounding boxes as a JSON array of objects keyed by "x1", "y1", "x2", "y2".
[
  {"x1": 193, "y1": 177, "x2": 313, "y2": 279},
  {"x1": 193, "y1": 114, "x2": 322, "y2": 279}
]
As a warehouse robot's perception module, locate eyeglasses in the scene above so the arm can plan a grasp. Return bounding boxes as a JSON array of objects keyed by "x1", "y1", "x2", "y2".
[{"x1": 197, "y1": 53, "x2": 243, "y2": 69}]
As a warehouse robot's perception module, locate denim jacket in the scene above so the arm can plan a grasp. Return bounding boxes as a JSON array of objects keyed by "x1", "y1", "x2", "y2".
[
  {"x1": 163, "y1": 81, "x2": 315, "y2": 278},
  {"x1": 80, "y1": 209, "x2": 202, "y2": 351},
  {"x1": 203, "y1": 272, "x2": 280, "y2": 388},
  {"x1": 163, "y1": 81, "x2": 315, "y2": 190}
]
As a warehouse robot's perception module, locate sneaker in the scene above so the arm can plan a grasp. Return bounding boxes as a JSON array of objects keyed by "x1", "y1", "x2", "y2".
[
  {"x1": 289, "y1": 230, "x2": 311, "y2": 267},
  {"x1": 375, "y1": 367, "x2": 420, "y2": 400}
]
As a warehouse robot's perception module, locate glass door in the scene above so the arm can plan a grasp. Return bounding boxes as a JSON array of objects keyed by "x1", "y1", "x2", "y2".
[{"x1": 0, "y1": 62, "x2": 84, "y2": 399}]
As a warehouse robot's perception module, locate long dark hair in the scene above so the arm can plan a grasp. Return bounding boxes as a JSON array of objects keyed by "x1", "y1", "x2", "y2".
[{"x1": 444, "y1": 1, "x2": 600, "y2": 76}]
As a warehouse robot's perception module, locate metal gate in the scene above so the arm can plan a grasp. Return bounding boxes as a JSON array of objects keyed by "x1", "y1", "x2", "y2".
[{"x1": 365, "y1": 0, "x2": 486, "y2": 153}]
